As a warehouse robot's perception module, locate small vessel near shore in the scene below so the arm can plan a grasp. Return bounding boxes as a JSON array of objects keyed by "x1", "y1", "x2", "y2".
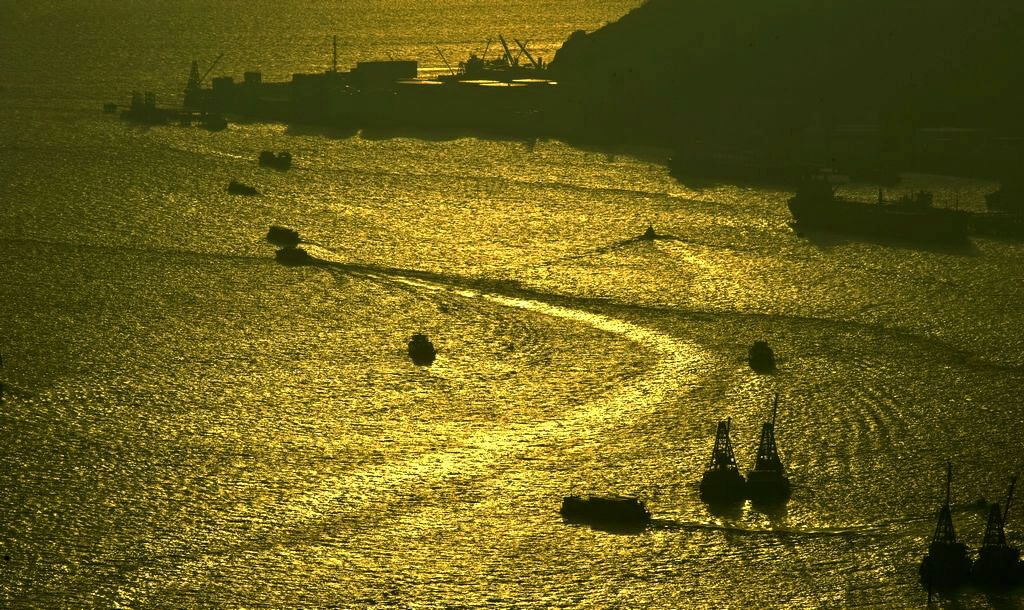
[
  {"x1": 407, "y1": 333, "x2": 436, "y2": 365},
  {"x1": 972, "y1": 476, "x2": 1023, "y2": 588},
  {"x1": 259, "y1": 150, "x2": 292, "y2": 170},
  {"x1": 745, "y1": 395, "x2": 791, "y2": 504},
  {"x1": 266, "y1": 225, "x2": 300, "y2": 248},
  {"x1": 788, "y1": 177, "x2": 969, "y2": 245},
  {"x1": 985, "y1": 178, "x2": 1023, "y2": 213},
  {"x1": 747, "y1": 340, "x2": 775, "y2": 372},
  {"x1": 699, "y1": 419, "x2": 747, "y2": 504},
  {"x1": 560, "y1": 495, "x2": 651, "y2": 528},
  {"x1": 919, "y1": 463, "x2": 972, "y2": 591},
  {"x1": 275, "y1": 245, "x2": 312, "y2": 266},
  {"x1": 227, "y1": 180, "x2": 259, "y2": 196}
]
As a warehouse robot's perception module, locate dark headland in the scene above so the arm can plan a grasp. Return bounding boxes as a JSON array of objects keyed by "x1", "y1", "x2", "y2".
[
  {"x1": 141, "y1": 1, "x2": 1024, "y2": 178},
  {"x1": 549, "y1": 0, "x2": 1024, "y2": 176}
]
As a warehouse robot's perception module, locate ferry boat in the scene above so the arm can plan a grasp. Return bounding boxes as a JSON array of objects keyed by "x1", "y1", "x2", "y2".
[
  {"x1": 266, "y1": 226, "x2": 300, "y2": 248},
  {"x1": 560, "y1": 495, "x2": 651, "y2": 528},
  {"x1": 699, "y1": 419, "x2": 747, "y2": 504},
  {"x1": 408, "y1": 334, "x2": 436, "y2": 365},
  {"x1": 747, "y1": 340, "x2": 775, "y2": 373},
  {"x1": 919, "y1": 463, "x2": 972, "y2": 590},
  {"x1": 745, "y1": 395, "x2": 791, "y2": 503},
  {"x1": 274, "y1": 245, "x2": 312, "y2": 266},
  {"x1": 788, "y1": 177, "x2": 969, "y2": 245}
]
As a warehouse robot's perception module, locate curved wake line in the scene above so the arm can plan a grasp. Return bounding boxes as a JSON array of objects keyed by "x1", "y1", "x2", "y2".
[{"x1": 128, "y1": 247, "x2": 708, "y2": 599}]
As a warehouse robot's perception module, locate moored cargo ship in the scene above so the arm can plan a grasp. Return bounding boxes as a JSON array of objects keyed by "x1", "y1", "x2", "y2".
[{"x1": 788, "y1": 177, "x2": 969, "y2": 245}]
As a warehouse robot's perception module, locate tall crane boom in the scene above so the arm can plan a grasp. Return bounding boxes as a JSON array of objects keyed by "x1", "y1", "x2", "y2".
[
  {"x1": 514, "y1": 39, "x2": 540, "y2": 70},
  {"x1": 498, "y1": 35, "x2": 516, "y2": 67}
]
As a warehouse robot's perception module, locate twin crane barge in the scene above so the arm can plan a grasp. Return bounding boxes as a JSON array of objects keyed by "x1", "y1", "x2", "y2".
[{"x1": 920, "y1": 463, "x2": 1023, "y2": 593}]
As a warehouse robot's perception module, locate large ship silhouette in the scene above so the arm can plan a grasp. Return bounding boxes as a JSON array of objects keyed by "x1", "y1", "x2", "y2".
[{"x1": 788, "y1": 176, "x2": 969, "y2": 245}]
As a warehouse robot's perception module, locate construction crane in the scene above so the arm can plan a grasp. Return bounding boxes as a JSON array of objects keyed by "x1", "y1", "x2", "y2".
[
  {"x1": 497, "y1": 35, "x2": 517, "y2": 67},
  {"x1": 187, "y1": 52, "x2": 225, "y2": 91},
  {"x1": 435, "y1": 47, "x2": 455, "y2": 76},
  {"x1": 514, "y1": 39, "x2": 542, "y2": 70}
]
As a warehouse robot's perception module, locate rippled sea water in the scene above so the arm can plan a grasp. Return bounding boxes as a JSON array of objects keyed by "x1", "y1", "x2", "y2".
[{"x1": 2, "y1": 1, "x2": 1023, "y2": 607}]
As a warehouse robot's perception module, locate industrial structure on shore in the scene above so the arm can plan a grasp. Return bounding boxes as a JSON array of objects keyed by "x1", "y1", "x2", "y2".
[{"x1": 178, "y1": 37, "x2": 558, "y2": 133}]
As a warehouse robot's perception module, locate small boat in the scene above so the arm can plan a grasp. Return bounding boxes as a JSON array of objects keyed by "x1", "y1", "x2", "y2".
[
  {"x1": 227, "y1": 180, "x2": 259, "y2": 196},
  {"x1": 560, "y1": 495, "x2": 651, "y2": 528},
  {"x1": 919, "y1": 463, "x2": 972, "y2": 591},
  {"x1": 699, "y1": 418, "x2": 747, "y2": 504},
  {"x1": 972, "y1": 476, "x2": 1023, "y2": 588},
  {"x1": 266, "y1": 225, "x2": 300, "y2": 248},
  {"x1": 274, "y1": 245, "x2": 312, "y2": 266},
  {"x1": 259, "y1": 150, "x2": 292, "y2": 170},
  {"x1": 748, "y1": 340, "x2": 775, "y2": 372},
  {"x1": 103, "y1": 102, "x2": 118, "y2": 113},
  {"x1": 407, "y1": 333, "x2": 436, "y2": 365},
  {"x1": 202, "y1": 114, "x2": 228, "y2": 131},
  {"x1": 639, "y1": 225, "x2": 657, "y2": 240},
  {"x1": 746, "y1": 395, "x2": 791, "y2": 503}
]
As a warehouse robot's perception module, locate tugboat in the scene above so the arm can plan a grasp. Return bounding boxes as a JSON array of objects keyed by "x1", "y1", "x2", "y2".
[
  {"x1": 407, "y1": 333, "x2": 436, "y2": 365},
  {"x1": 699, "y1": 418, "x2": 747, "y2": 504},
  {"x1": 972, "y1": 476, "x2": 1023, "y2": 588},
  {"x1": 745, "y1": 395, "x2": 791, "y2": 504},
  {"x1": 560, "y1": 495, "x2": 651, "y2": 529},
  {"x1": 919, "y1": 463, "x2": 972, "y2": 591},
  {"x1": 747, "y1": 340, "x2": 775, "y2": 372},
  {"x1": 788, "y1": 176, "x2": 969, "y2": 245},
  {"x1": 227, "y1": 180, "x2": 259, "y2": 196},
  {"x1": 259, "y1": 150, "x2": 292, "y2": 170},
  {"x1": 266, "y1": 225, "x2": 300, "y2": 248},
  {"x1": 274, "y1": 245, "x2": 313, "y2": 266}
]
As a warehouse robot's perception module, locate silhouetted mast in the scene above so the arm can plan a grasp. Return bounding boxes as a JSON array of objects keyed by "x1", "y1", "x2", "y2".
[
  {"x1": 932, "y1": 462, "x2": 958, "y2": 545},
  {"x1": 332, "y1": 35, "x2": 338, "y2": 73},
  {"x1": 982, "y1": 476, "x2": 1017, "y2": 548}
]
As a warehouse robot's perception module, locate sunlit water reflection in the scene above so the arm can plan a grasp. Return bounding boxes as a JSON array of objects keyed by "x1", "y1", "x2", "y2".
[{"x1": 1, "y1": 2, "x2": 1023, "y2": 607}]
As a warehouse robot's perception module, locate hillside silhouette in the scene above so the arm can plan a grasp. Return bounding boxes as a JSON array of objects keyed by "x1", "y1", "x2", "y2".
[{"x1": 550, "y1": 0, "x2": 1024, "y2": 154}]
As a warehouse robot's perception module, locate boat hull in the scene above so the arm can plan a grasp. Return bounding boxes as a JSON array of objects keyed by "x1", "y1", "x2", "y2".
[
  {"x1": 788, "y1": 196, "x2": 969, "y2": 245},
  {"x1": 700, "y1": 468, "x2": 747, "y2": 504}
]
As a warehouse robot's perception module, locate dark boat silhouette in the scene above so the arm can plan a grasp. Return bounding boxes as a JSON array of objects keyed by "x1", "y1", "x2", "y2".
[
  {"x1": 699, "y1": 418, "x2": 747, "y2": 504},
  {"x1": 560, "y1": 495, "x2": 651, "y2": 528},
  {"x1": 747, "y1": 340, "x2": 775, "y2": 372},
  {"x1": 259, "y1": 150, "x2": 292, "y2": 170},
  {"x1": 407, "y1": 333, "x2": 436, "y2": 365},
  {"x1": 266, "y1": 225, "x2": 300, "y2": 248},
  {"x1": 972, "y1": 476, "x2": 1023, "y2": 588},
  {"x1": 745, "y1": 395, "x2": 791, "y2": 504},
  {"x1": 788, "y1": 176, "x2": 969, "y2": 245},
  {"x1": 919, "y1": 463, "x2": 972, "y2": 591},
  {"x1": 639, "y1": 224, "x2": 657, "y2": 241},
  {"x1": 275, "y1": 245, "x2": 312, "y2": 266},
  {"x1": 985, "y1": 179, "x2": 1023, "y2": 213},
  {"x1": 227, "y1": 180, "x2": 259, "y2": 196}
]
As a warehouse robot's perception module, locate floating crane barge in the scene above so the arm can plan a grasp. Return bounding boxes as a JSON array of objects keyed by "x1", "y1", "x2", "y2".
[
  {"x1": 699, "y1": 418, "x2": 747, "y2": 504},
  {"x1": 745, "y1": 395, "x2": 791, "y2": 503},
  {"x1": 973, "y1": 476, "x2": 1023, "y2": 588},
  {"x1": 919, "y1": 463, "x2": 972, "y2": 591}
]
